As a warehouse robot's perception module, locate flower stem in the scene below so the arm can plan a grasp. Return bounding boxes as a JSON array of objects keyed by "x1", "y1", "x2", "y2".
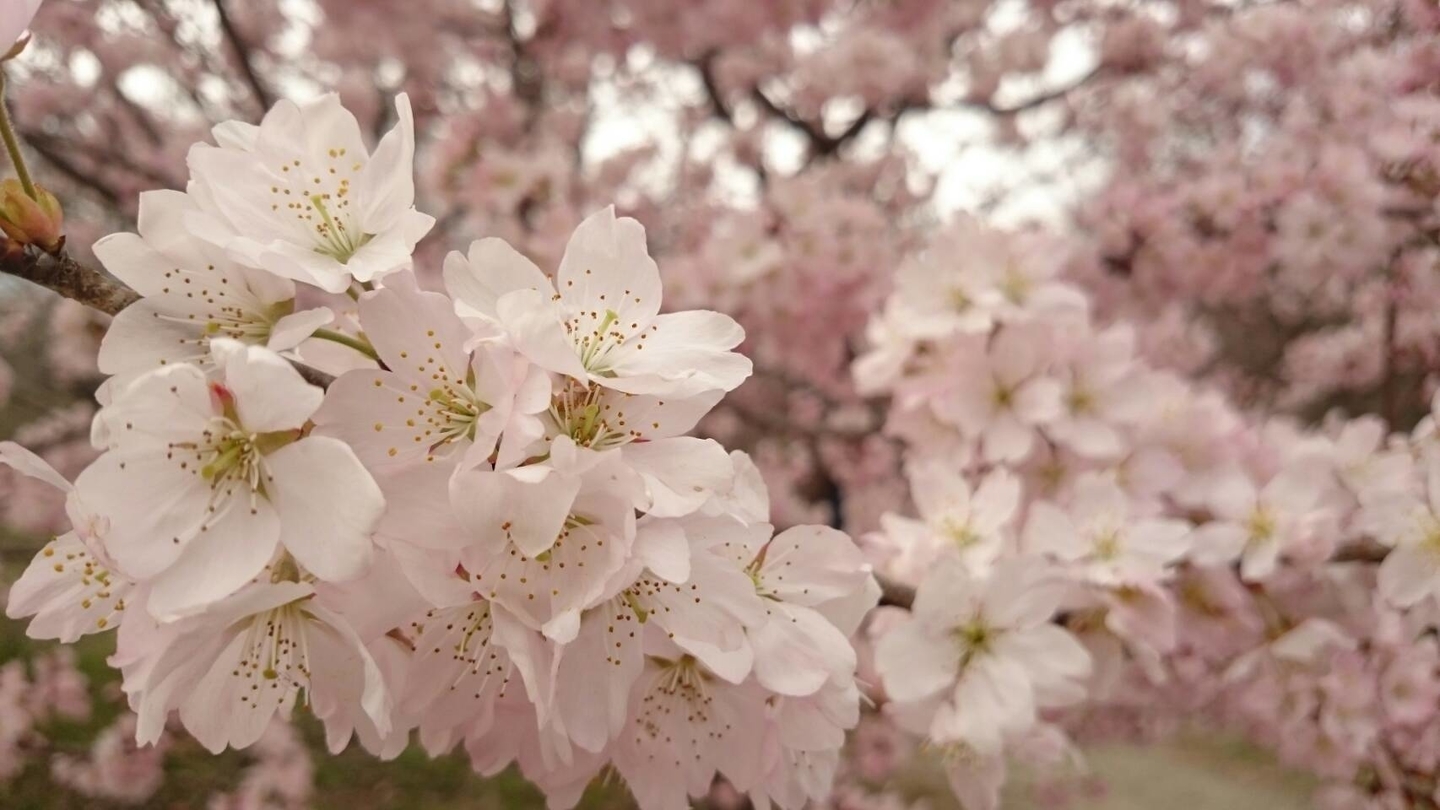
[
  {"x1": 0, "y1": 70, "x2": 38, "y2": 200},
  {"x1": 312, "y1": 328, "x2": 381, "y2": 362}
]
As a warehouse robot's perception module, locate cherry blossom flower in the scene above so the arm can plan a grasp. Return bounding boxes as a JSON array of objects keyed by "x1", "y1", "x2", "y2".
[
  {"x1": 93, "y1": 190, "x2": 333, "y2": 391},
  {"x1": 878, "y1": 460, "x2": 1020, "y2": 579},
  {"x1": 443, "y1": 207, "x2": 752, "y2": 398},
  {"x1": 1362, "y1": 450, "x2": 1440, "y2": 608},
  {"x1": 186, "y1": 94, "x2": 434, "y2": 293},
  {"x1": 875, "y1": 556, "x2": 1090, "y2": 753},
  {"x1": 76, "y1": 341, "x2": 383, "y2": 620},
  {"x1": 1189, "y1": 465, "x2": 1328, "y2": 581},
  {"x1": 312, "y1": 275, "x2": 549, "y2": 473},
  {"x1": 0, "y1": 441, "x2": 133, "y2": 642},
  {"x1": 934, "y1": 326, "x2": 1063, "y2": 463},
  {"x1": 127, "y1": 580, "x2": 389, "y2": 754},
  {"x1": 1024, "y1": 473, "x2": 1192, "y2": 587}
]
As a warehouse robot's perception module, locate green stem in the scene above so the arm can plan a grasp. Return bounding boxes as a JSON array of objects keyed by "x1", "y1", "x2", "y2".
[
  {"x1": 312, "y1": 328, "x2": 380, "y2": 362},
  {"x1": 0, "y1": 71, "x2": 38, "y2": 200}
]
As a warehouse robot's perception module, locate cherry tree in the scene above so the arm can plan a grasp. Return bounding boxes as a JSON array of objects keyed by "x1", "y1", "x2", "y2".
[{"x1": 1, "y1": 1, "x2": 1439, "y2": 809}]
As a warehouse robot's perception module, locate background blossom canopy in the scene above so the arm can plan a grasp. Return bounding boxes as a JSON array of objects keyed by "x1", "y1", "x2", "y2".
[{"x1": 0, "y1": 1, "x2": 1439, "y2": 809}]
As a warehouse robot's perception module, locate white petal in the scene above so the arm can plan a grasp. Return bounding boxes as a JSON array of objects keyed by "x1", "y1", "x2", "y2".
[
  {"x1": 265, "y1": 437, "x2": 382, "y2": 582},
  {"x1": 216, "y1": 341, "x2": 323, "y2": 432}
]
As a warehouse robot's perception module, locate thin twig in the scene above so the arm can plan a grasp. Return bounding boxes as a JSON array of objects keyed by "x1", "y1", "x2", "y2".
[{"x1": 212, "y1": 0, "x2": 273, "y2": 110}]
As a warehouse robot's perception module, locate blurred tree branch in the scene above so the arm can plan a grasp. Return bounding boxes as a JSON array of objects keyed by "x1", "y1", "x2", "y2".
[{"x1": 213, "y1": 0, "x2": 274, "y2": 110}]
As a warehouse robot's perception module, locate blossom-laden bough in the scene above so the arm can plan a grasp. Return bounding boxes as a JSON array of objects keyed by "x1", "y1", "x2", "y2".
[
  {"x1": 0, "y1": 87, "x2": 880, "y2": 810},
  {"x1": 3, "y1": 1, "x2": 1440, "y2": 807}
]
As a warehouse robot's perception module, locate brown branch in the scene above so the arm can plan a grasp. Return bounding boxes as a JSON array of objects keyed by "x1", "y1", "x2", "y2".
[
  {"x1": 696, "y1": 53, "x2": 733, "y2": 125},
  {"x1": 2, "y1": 247, "x2": 138, "y2": 315},
  {"x1": 212, "y1": 0, "x2": 273, "y2": 110},
  {"x1": 750, "y1": 87, "x2": 872, "y2": 161},
  {"x1": 959, "y1": 66, "x2": 1102, "y2": 116}
]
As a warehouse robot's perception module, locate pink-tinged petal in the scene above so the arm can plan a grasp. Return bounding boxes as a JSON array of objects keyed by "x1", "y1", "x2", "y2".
[
  {"x1": 92, "y1": 232, "x2": 174, "y2": 298},
  {"x1": 1262, "y1": 467, "x2": 1323, "y2": 514},
  {"x1": 355, "y1": 93, "x2": 418, "y2": 233},
  {"x1": 982, "y1": 558, "x2": 1064, "y2": 629},
  {"x1": 1379, "y1": 544, "x2": 1440, "y2": 607},
  {"x1": 1239, "y1": 537, "x2": 1281, "y2": 582},
  {"x1": 6, "y1": 533, "x2": 132, "y2": 642},
  {"x1": 265, "y1": 437, "x2": 382, "y2": 582},
  {"x1": 1425, "y1": 449, "x2": 1440, "y2": 515},
  {"x1": 970, "y1": 468, "x2": 1020, "y2": 533},
  {"x1": 75, "y1": 452, "x2": 208, "y2": 581},
  {"x1": 1188, "y1": 522, "x2": 1248, "y2": 566},
  {"x1": 910, "y1": 556, "x2": 984, "y2": 629},
  {"x1": 336, "y1": 226, "x2": 417, "y2": 285},
  {"x1": 496, "y1": 288, "x2": 588, "y2": 379},
  {"x1": 944, "y1": 750, "x2": 1007, "y2": 810},
  {"x1": 1051, "y1": 415, "x2": 1123, "y2": 459},
  {"x1": 1207, "y1": 473, "x2": 1258, "y2": 521},
  {"x1": 1012, "y1": 377, "x2": 1063, "y2": 424},
  {"x1": 145, "y1": 497, "x2": 281, "y2": 621},
  {"x1": 557, "y1": 206, "x2": 662, "y2": 327},
  {"x1": 214, "y1": 341, "x2": 323, "y2": 432},
  {"x1": 97, "y1": 301, "x2": 208, "y2": 380},
  {"x1": 451, "y1": 464, "x2": 580, "y2": 559},
  {"x1": 1129, "y1": 519, "x2": 1192, "y2": 565},
  {"x1": 937, "y1": 655, "x2": 1035, "y2": 752},
  {"x1": 1022, "y1": 501, "x2": 1081, "y2": 560},
  {"x1": 361, "y1": 275, "x2": 471, "y2": 383},
  {"x1": 603, "y1": 310, "x2": 752, "y2": 396},
  {"x1": 98, "y1": 362, "x2": 216, "y2": 444},
  {"x1": 750, "y1": 603, "x2": 855, "y2": 697},
  {"x1": 304, "y1": 604, "x2": 395, "y2": 751},
  {"x1": 444, "y1": 238, "x2": 554, "y2": 320},
  {"x1": 875, "y1": 619, "x2": 959, "y2": 703},
  {"x1": 179, "y1": 630, "x2": 290, "y2": 753},
  {"x1": 554, "y1": 601, "x2": 644, "y2": 753},
  {"x1": 907, "y1": 458, "x2": 972, "y2": 520},
  {"x1": 622, "y1": 437, "x2": 733, "y2": 518},
  {"x1": 0, "y1": 440, "x2": 72, "y2": 492},
  {"x1": 982, "y1": 412, "x2": 1034, "y2": 463},
  {"x1": 992, "y1": 624, "x2": 1091, "y2": 706},
  {"x1": 267, "y1": 307, "x2": 334, "y2": 352},
  {"x1": 761, "y1": 525, "x2": 871, "y2": 606},
  {"x1": 634, "y1": 518, "x2": 690, "y2": 583}
]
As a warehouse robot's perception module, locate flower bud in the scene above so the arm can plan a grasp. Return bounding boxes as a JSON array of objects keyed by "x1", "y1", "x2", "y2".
[{"x1": 0, "y1": 178, "x2": 64, "y2": 252}]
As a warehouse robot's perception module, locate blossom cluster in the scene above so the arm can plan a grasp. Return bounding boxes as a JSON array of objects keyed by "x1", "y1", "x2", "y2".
[
  {"x1": 856, "y1": 212, "x2": 1440, "y2": 809},
  {"x1": 1, "y1": 93, "x2": 877, "y2": 809}
]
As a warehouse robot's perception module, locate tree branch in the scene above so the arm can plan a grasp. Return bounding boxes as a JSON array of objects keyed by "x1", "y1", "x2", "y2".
[
  {"x1": 2, "y1": 247, "x2": 138, "y2": 315},
  {"x1": 212, "y1": 0, "x2": 273, "y2": 110},
  {"x1": 696, "y1": 53, "x2": 733, "y2": 125}
]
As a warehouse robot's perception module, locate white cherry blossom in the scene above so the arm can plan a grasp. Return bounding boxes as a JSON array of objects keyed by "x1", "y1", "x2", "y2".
[
  {"x1": 443, "y1": 206, "x2": 752, "y2": 398},
  {"x1": 93, "y1": 189, "x2": 333, "y2": 391},
  {"x1": 76, "y1": 341, "x2": 384, "y2": 620},
  {"x1": 186, "y1": 94, "x2": 434, "y2": 293},
  {"x1": 1, "y1": 441, "x2": 135, "y2": 642}
]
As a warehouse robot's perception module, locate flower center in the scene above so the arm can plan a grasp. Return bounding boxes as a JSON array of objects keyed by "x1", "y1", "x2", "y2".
[
  {"x1": 309, "y1": 194, "x2": 373, "y2": 263},
  {"x1": 236, "y1": 601, "x2": 311, "y2": 701},
  {"x1": 939, "y1": 517, "x2": 980, "y2": 548},
  {"x1": 1246, "y1": 507, "x2": 1277, "y2": 544}
]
